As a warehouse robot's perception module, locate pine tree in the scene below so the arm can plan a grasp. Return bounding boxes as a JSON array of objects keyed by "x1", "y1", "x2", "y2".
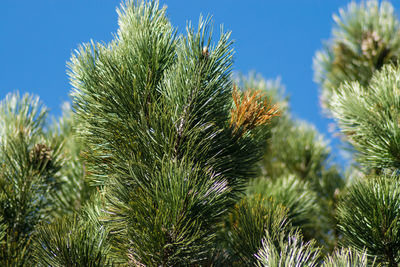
[
  {"x1": 314, "y1": 0, "x2": 400, "y2": 266},
  {"x1": 67, "y1": 1, "x2": 278, "y2": 265},
  {"x1": 0, "y1": 93, "x2": 65, "y2": 265},
  {"x1": 3, "y1": 0, "x2": 400, "y2": 266},
  {"x1": 314, "y1": 0, "x2": 400, "y2": 114}
]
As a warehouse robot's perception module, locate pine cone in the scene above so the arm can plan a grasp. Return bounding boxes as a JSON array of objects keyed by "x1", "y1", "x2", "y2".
[
  {"x1": 361, "y1": 31, "x2": 384, "y2": 59},
  {"x1": 29, "y1": 143, "x2": 53, "y2": 171}
]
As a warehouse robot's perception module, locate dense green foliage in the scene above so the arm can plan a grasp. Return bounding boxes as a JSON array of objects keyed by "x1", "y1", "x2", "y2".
[
  {"x1": 0, "y1": 93, "x2": 64, "y2": 264},
  {"x1": 2, "y1": 0, "x2": 400, "y2": 266},
  {"x1": 255, "y1": 230, "x2": 320, "y2": 267},
  {"x1": 314, "y1": 1, "x2": 400, "y2": 266},
  {"x1": 337, "y1": 175, "x2": 400, "y2": 265},
  {"x1": 331, "y1": 64, "x2": 400, "y2": 171},
  {"x1": 314, "y1": 0, "x2": 400, "y2": 113}
]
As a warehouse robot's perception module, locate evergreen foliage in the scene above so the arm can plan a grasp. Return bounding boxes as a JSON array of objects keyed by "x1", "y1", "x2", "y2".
[
  {"x1": 0, "y1": 93, "x2": 64, "y2": 264},
  {"x1": 261, "y1": 117, "x2": 342, "y2": 192},
  {"x1": 69, "y1": 1, "x2": 276, "y2": 265},
  {"x1": 3, "y1": 0, "x2": 400, "y2": 266},
  {"x1": 224, "y1": 196, "x2": 291, "y2": 265},
  {"x1": 331, "y1": 64, "x2": 400, "y2": 171},
  {"x1": 50, "y1": 102, "x2": 93, "y2": 215},
  {"x1": 33, "y1": 214, "x2": 112, "y2": 266},
  {"x1": 255, "y1": 230, "x2": 320, "y2": 267},
  {"x1": 314, "y1": 0, "x2": 400, "y2": 113},
  {"x1": 337, "y1": 175, "x2": 400, "y2": 265},
  {"x1": 247, "y1": 175, "x2": 320, "y2": 242},
  {"x1": 243, "y1": 75, "x2": 344, "y2": 251},
  {"x1": 322, "y1": 248, "x2": 376, "y2": 267},
  {"x1": 314, "y1": 1, "x2": 400, "y2": 265}
]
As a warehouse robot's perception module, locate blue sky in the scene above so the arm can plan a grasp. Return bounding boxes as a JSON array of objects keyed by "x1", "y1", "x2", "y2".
[{"x1": 2, "y1": 0, "x2": 399, "y2": 164}]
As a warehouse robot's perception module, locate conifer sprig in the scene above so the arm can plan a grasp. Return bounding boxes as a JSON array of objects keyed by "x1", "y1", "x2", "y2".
[
  {"x1": 255, "y1": 230, "x2": 321, "y2": 267},
  {"x1": 0, "y1": 93, "x2": 64, "y2": 264},
  {"x1": 230, "y1": 86, "x2": 279, "y2": 136},
  {"x1": 33, "y1": 215, "x2": 112, "y2": 266},
  {"x1": 314, "y1": 0, "x2": 400, "y2": 113},
  {"x1": 337, "y1": 175, "x2": 400, "y2": 265},
  {"x1": 331, "y1": 64, "x2": 400, "y2": 171},
  {"x1": 247, "y1": 175, "x2": 321, "y2": 242},
  {"x1": 322, "y1": 248, "x2": 377, "y2": 267},
  {"x1": 224, "y1": 195, "x2": 291, "y2": 265}
]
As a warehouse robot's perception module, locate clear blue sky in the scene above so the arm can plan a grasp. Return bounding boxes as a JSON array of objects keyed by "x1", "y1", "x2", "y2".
[{"x1": 1, "y1": 0, "x2": 399, "y2": 164}]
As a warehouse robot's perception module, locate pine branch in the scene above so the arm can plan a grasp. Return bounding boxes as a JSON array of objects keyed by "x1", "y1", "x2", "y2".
[
  {"x1": 247, "y1": 175, "x2": 321, "y2": 243},
  {"x1": 49, "y1": 102, "x2": 94, "y2": 216},
  {"x1": 222, "y1": 195, "x2": 292, "y2": 265},
  {"x1": 314, "y1": 0, "x2": 400, "y2": 113},
  {"x1": 0, "y1": 92, "x2": 65, "y2": 264},
  {"x1": 337, "y1": 174, "x2": 400, "y2": 265},
  {"x1": 322, "y1": 248, "x2": 377, "y2": 267},
  {"x1": 331, "y1": 64, "x2": 400, "y2": 172},
  {"x1": 33, "y1": 207, "x2": 113, "y2": 266},
  {"x1": 255, "y1": 229, "x2": 321, "y2": 267},
  {"x1": 69, "y1": 1, "x2": 277, "y2": 264}
]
